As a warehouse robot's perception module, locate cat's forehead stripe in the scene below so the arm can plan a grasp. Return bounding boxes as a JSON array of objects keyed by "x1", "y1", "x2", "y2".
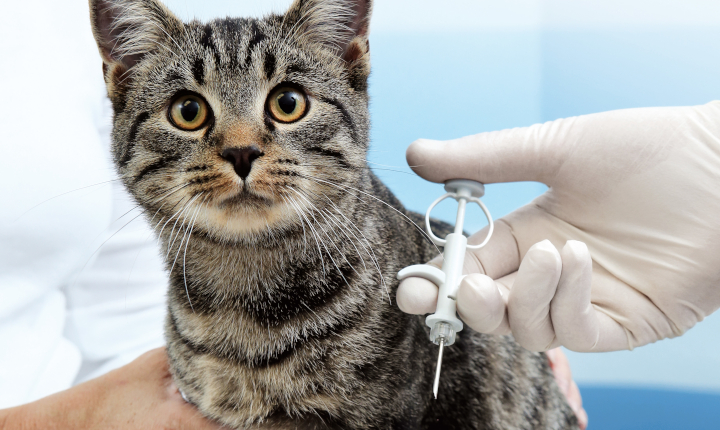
[
  {"x1": 198, "y1": 24, "x2": 222, "y2": 69},
  {"x1": 264, "y1": 53, "x2": 276, "y2": 81},
  {"x1": 245, "y1": 20, "x2": 267, "y2": 65},
  {"x1": 192, "y1": 57, "x2": 205, "y2": 86}
]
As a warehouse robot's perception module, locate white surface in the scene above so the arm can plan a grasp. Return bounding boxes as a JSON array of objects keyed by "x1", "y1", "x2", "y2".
[{"x1": 0, "y1": 1, "x2": 166, "y2": 408}]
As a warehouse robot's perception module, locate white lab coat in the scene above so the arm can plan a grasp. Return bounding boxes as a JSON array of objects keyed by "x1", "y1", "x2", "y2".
[{"x1": 0, "y1": 1, "x2": 167, "y2": 408}]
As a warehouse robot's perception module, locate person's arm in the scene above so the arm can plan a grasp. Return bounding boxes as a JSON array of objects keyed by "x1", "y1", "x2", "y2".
[
  {"x1": 398, "y1": 101, "x2": 720, "y2": 352},
  {"x1": 0, "y1": 348, "x2": 225, "y2": 430}
]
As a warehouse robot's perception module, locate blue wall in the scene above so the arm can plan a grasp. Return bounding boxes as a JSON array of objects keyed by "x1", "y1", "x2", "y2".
[{"x1": 368, "y1": 32, "x2": 547, "y2": 233}]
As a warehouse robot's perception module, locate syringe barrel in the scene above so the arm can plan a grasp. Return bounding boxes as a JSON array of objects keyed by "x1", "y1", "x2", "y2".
[
  {"x1": 438, "y1": 232, "x2": 467, "y2": 302},
  {"x1": 425, "y1": 232, "x2": 466, "y2": 345}
]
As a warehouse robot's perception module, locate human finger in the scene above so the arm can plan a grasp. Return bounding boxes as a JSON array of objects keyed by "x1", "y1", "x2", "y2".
[
  {"x1": 567, "y1": 380, "x2": 588, "y2": 430},
  {"x1": 396, "y1": 276, "x2": 438, "y2": 315},
  {"x1": 406, "y1": 116, "x2": 577, "y2": 186},
  {"x1": 507, "y1": 240, "x2": 562, "y2": 351},
  {"x1": 173, "y1": 402, "x2": 228, "y2": 430},
  {"x1": 463, "y1": 220, "x2": 521, "y2": 280},
  {"x1": 397, "y1": 220, "x2": 518, "y2": 315},
  {"x1": 550, "y1": 241, "x2": 628, "y2": 352},
  {"x1": 455, "y1": 273, "x2": 509, "y2": 334},
  {"x1": 546, "y1": 348, "x2": 587, "y2": 429}
]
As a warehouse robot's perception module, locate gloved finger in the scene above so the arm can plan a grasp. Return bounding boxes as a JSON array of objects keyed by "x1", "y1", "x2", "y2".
[
  {"x1": 463, "y1": 220, "x2": 521, "y2": 279},
  {"x1": 551, "y1": 240, "x2": 628, "y2": 352},
  {"x1": 406, "y1": 116, "x2": 576, "y2": 186},
  {"x1": 507, "y1": 240, "x2": 562, "y2": 351},
  {"x1": 456, "y1": 273, "x2": 510, "y2": 334},
  {"x1": 398, "y1": 220, "x2": 519, "y2": 316},
  {"x1": 396, "y1": 276, "x2": 438, "y2": 315}
]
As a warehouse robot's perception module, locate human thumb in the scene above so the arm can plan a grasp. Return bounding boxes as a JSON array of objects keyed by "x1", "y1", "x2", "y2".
[{"x1": 406, "y1": 117, "x2": 578, "y2": 185}]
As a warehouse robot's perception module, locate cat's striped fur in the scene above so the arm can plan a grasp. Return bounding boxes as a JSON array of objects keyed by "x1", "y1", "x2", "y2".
[{"x1": 89, "y1": 0, "x2": 579, "y2": 428}]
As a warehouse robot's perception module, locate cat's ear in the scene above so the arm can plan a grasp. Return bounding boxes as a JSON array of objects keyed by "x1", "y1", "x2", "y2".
[
  {"x1": 89, "y1": 0, "x2": 183, "y2": 82},
  {"x1": 284, "y1": 0, "x2": 372, "y2": 64}
]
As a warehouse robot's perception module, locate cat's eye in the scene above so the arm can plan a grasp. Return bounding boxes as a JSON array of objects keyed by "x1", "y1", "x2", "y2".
[
  {"x1": 169, "y1": 94, "x2": 210, "y2": 131},
  {"x1": 267, "y1": 86, "x2": 308, "y2": 123}
]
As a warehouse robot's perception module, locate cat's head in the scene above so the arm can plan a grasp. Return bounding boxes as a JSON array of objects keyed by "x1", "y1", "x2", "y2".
[{"x1": 89, "y1": 0, "x2": 372, "y2": 243}]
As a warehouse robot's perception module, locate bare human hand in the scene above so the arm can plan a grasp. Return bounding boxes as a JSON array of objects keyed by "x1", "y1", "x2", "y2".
[
  {"x1": 547, "y1": 348, "x2": 588, "y2": 429},
  {"x1": 0, "y1": 348, "x2": 225, "y2": 430}
]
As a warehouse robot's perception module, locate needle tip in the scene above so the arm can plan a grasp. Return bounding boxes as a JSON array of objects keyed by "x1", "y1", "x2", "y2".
[{"x1": 432, "y1": 338, "x2": 445, "y2": 400}]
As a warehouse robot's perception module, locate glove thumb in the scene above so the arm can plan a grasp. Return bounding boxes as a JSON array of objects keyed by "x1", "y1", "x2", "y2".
[{"x1": 406, "y1": 117, "x2": 577, "y2": 186}]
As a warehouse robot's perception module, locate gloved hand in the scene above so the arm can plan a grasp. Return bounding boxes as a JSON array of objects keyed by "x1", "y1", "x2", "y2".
[{"x1": 397, "y1": 101, "x2": 720, "y2": 352}]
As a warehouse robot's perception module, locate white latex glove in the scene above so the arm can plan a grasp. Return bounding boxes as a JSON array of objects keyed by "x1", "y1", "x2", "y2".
[{"x1": 397, "y1": 101, "x2": 720, "y2": 352}]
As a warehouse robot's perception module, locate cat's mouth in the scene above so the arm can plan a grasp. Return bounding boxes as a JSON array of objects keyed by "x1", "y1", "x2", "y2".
[
  {"x1": 219, "y1": 189, "x2": 273, "y2": 209},
  {"x1": 187, "y1": 181, "x2": 298, "y2": 239}
]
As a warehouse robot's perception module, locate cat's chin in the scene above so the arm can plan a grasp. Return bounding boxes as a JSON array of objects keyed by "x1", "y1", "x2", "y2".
[{"x1": 194, "y1": 196, "x2": 298, "y2": 239}]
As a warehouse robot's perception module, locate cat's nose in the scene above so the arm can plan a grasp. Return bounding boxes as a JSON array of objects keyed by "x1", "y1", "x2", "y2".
[{"x1": 221, "y1": 146, "x2": 263, "y2": 180}]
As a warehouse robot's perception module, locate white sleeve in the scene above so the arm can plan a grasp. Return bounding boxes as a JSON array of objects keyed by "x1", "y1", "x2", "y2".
[
  {"x1": 63, "y1": 181, "x2": 167, "y2": 384},
  {"x1": 63, "y1": 103, "x2": 168, "y2": 384},
  {"x1": 0, "y1": 0, "x2": 166, "y2": 406}
]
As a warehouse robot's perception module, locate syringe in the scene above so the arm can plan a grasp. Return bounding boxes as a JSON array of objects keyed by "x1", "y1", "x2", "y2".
[{"x1": 398, "y1": 179, "x2": 494, "y2": 399}]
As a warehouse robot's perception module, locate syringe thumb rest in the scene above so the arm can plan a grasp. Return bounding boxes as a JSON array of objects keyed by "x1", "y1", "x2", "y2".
[{"x1": 397, "y1": 264, "x2": 445, "y2": 286}]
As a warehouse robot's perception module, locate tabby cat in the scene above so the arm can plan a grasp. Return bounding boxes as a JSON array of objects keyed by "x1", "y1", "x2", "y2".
[{"x1": 88, "y1": 0, "x2": 579, "y2": 428}]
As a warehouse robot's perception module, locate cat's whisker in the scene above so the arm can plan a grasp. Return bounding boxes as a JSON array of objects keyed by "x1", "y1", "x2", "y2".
[
  {"x1": 73, "y1": 183, "x2": 190, "y2": 259},
  {"x1": 146, "y1": 182, "x2": 193, "y2": 221},
  {"x1": 280, "y1": 192, "x2": 308, "y2": 255},
  {"x1": 317, "y1": 192, "x2": 373, "y2": 261},
  {"x1": 321, "y1": 207, "x2": 367, "y2": 271},
  {"x1": 71, "y1": 209, "x2": 148, "y2": 288},
  {"x1": 13, "y1": 178, "x2": 122, "y2": 222},
  {"x1": 284, "y1": 190, "x2": 325, "y2": 275},
  {"x1": 369, "y1": 166, "x2": 418, "y2": 176},
  {"x1": 290, "y1": 188, "x2": 354, "y2": 280},
  {"x1": 153, "y1": 216, "x2": 166, "y2": 232},
  {"x1": 315, "y1": 207, "x2": 362, "y2": 279},
  {"x1": 113, "y1": 185, "x2": 190, "y2": 285},
  {"x1": 157, "y1": 199, "x2": 186, "y2": 240},
  {"x1": 301, "y1": 173, "x2": 440, "y2": 254},
  {"x1": 366, "y1": 161, "x2": 411, "y2": 170},
  {"x1": 182, "y1": 194, "x2": 209, "y2": 313},
  {"x1": 168, "y1": 193, "x2": 204, "y2": 266},
  {"x1": 318, "y1": 193, "x2": 390, "y2": 303},
  {"x1": 293, "y1": 183, "x2": 386, "y2": 294},
  {"x1": 289, "y1": 188, "x2": 356, "y2": 290},
  {"x1": 112, "y1": 182, "x2": 188, "y2": 229},
  {"x1": 296, "y1": 189, "x2": 378, "y2": 298},
  {"x1": 293, "y1": 187, "x2": 363, "y2": 278},
  {"x1": 164, "y1": 193, "x2": 200, "y2": 258}
]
